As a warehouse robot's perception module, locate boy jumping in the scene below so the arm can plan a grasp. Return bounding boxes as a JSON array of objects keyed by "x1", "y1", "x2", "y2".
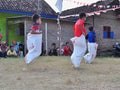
[
  {"x1": 71, "y1": 13, "x2": 87, "y2": 69},
  {"x1": 25, "y1": 14, "x2": 42, "y2": 64}
]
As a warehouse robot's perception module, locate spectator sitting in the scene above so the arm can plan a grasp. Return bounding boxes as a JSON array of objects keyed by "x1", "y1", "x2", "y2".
[
  {"x1": 11, "y1": 40, "x2": 19, "y2": 54},
  {"x1": 7, "y1": 46, "x2": 17, "y2": 57},
  {"x1": 0, "y1": 42, "x2": 8, "y2": 58},
  {"x1": 63, "y1": 42, "x2": 72, "y2": 56},
  {"x1": 48, "y1": 43, "x2": 57, "y2": 56},
  {"x1": 115, "y1": 42, "x2": 120, "y2": 51},
  {"x1": 18, "y1": 42, "x2": 24, "y2": 57}
]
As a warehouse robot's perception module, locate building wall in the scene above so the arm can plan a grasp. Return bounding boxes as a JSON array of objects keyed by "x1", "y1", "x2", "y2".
[
  {"x1": 86, "y1": 11, "x2": 120, "y2": 55},
  {"x1": 0, "y1": 13, "x2": 24, "y2": 45},
  {"x1": 0, "y1": 13, "x2": 18, "y2": 41},
  {"x1": 41, "y1": 19, "x2": 74, "y2": 49},
  {"x1": 8, "y1": 23, "x2": 24, "y2": 44}
]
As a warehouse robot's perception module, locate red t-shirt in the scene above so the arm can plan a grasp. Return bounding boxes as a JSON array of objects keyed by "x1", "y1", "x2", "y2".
[
  {"x1": 32, "y1": 25, "x2": 39, "y2": 30},
  {"x1": 31, "y1": 23, "x2": 42, "y2": 33},
  {"x1": 74, "y1": 19, "x2": 86, "y2": 37},
  {"x1": 64, "y1": 46, "x2": 71, "y2": 56}
]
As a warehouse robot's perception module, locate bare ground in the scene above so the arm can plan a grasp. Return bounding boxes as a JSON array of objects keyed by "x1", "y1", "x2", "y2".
[{"x1": 0, "y1": 57, "x2": 120, "y2": 90}]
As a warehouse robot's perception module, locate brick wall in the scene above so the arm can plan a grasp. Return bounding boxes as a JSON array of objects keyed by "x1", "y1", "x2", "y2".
[{"x1": 86, "y1": 11, "x2": 120, "y2": 55}]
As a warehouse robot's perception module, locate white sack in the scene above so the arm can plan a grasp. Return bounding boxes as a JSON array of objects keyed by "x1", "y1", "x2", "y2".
[
  {"x1": 71, "y1": 35, "x2": 87, "y2": 68},
  {"x1": 84, "y1": 43, "x2": 98, "y2": 64},
  {"x1": 25, "y1": 33, "x2": 42, "y2": 64}
]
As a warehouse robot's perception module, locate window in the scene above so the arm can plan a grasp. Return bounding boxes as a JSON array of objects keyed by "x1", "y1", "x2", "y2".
[
  {"x1": 19, "y1": 23, "x2": 24, "y2": 36},
  {"x1": 103, "y1": 26, "x2": 114, "y2": 39},
  {"x1": 15, "y1": 23, "x2": 24, "y2": 36}
]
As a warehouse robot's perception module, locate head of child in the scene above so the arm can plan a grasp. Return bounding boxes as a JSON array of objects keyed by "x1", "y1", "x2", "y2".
[
  {"x1": 79, "y1": 13, "x2": 86, "y2": 21},
  {"x1": 12, "y1": 40, "x2": 17, "y2": 45},
  {"x1": 51, "y1": 43, "x2": 56, "y2": 49},
  {"x1": 10, "y1": 46, "x2": 14, "y2": 52},
  {"x1": 1, "y1": 42, "x2": 6, "y2": 51},
  {"x1": 1, "y1": 42, "x2": 5, "y2": 46},
  {"x1": 66, "y1": 42, "x2": 69, "y2": 46},
  {"x1": 32, "y1": 14, "x2": 41, "y2": 25},
  {"x1": 89, "y1": 26, "x2": 94, "y2": 31}
]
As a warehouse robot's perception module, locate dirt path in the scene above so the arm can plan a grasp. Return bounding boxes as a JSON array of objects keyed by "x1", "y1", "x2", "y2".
[{"x1": 0, "y1": 57, "x2": 120, "y2": 90}]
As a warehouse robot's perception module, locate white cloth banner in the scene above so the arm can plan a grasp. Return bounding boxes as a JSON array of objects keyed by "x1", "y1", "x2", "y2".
[
  {"x1": 25, "y1": 33, "x2": 42, "y2": 64},
  {"x1": 84, "y1": 43, "x2": 98, "y2": 64},
  {"x1": 44, "y1": 0, "x2": 100, "y2": 13},
  {"x1": 70, "y1": 35, "x2": 87, "y2": 68},
  {"x1": 55, "y1": 0, "x2": 63, "y2": 13}
]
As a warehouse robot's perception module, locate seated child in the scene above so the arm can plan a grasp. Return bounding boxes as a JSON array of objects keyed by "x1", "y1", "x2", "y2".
[
  {"x1": 63, "y1": 42, "x2": 72, "y2": 56},
  {"x1": 7, "y1": 46, "x2": 17, "y2": 57},
  {"x1": 48, "y1": 43, "x2": 58, "y2": 56},
  {"x1": 11, "y1": 40, "x2": 19, "y2": 55}
]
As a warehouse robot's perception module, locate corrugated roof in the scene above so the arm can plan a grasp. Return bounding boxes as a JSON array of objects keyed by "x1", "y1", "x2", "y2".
[
  {"x1": 0, "y1": 0, "x2": 119, "y2": 21},
  {"x1": 61, "y1": 0, "x2": 116, "y2": 16},
  {"x1": 61, "y1": 0, "x2": 120, "y2": 21},
  {"x1": 0, "y1": 0, "x2": 56, "y2": 15}
]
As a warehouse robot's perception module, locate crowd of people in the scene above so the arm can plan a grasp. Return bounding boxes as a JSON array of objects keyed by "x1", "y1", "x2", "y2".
[
  {"x1": 0, "y1": 40, "x2": 24, "y2": 58},
  {"x1": 48, "y1": 42, "x2": 72, "y2": 56},
  {"x1": 0, "y1": 40, "x2": 72, "y2": 58}
]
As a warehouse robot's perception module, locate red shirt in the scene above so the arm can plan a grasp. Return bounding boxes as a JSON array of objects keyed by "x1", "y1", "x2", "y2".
[
  {"x1": 64, "y1": 46, "x2": 71, "y2": 56},
  {"x1": 74, "y1": 19, "x2": 86, "y2": 37},
  {"x1": 32, "y1": 23, "x2": 40, "y2": 31}
]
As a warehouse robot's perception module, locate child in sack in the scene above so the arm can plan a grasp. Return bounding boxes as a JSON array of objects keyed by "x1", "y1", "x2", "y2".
[{"x1": 25, "y1": 14, "x2": 42, "y2": 64}]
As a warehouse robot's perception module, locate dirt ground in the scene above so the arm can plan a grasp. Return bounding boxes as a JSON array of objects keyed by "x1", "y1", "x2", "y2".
[{"x1": 0, "y1": 57, "x2": 120, "y2": 90}]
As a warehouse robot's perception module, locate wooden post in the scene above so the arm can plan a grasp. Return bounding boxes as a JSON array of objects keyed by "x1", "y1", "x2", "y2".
[
  {"x1": 57, "y1": 14, "x2": 62, "y2": 55},
  {"x1": 93, "y1": 15, "x2": 95, "y2": 27},
  {"x1": 24, "y1": 19, "x2": 27, "y2": 55},
  {"x1": 45, "y1": 23, "x2": 48, "y2": 55},
  {"x1": 6, "y1": 19, "x2": 9, "y2": 44}
]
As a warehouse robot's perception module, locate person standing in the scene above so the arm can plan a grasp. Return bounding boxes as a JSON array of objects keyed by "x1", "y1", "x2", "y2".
[
  {"x1": 71, "y1": 13, "x2": 87, "y2": 69},
  {"x1": 84, "y1": 26, "x2": 98, "y2": 64},
  {"x1": 25, "y1": 14, "x2": 42, "y2": 64}
]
